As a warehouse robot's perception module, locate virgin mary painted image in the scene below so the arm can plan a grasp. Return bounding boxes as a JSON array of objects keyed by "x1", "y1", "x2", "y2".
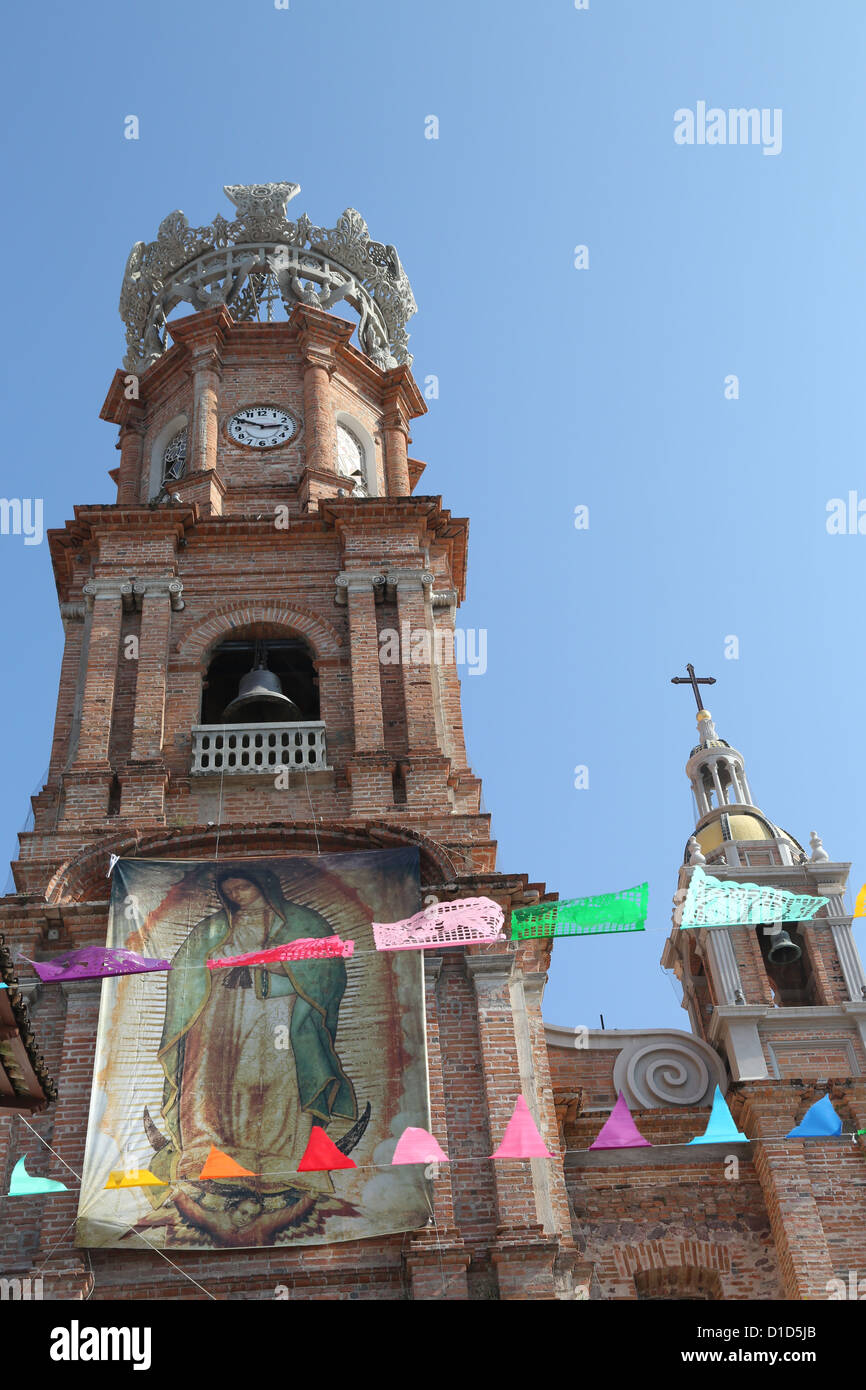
[{"x1": 76, "y1": 850, "x2": 430, "y2": 1250}]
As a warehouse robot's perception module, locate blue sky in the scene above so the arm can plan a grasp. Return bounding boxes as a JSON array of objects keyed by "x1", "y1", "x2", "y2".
[{"x1": 1, "y1": 0, "x2": 865, "y2": 1029}]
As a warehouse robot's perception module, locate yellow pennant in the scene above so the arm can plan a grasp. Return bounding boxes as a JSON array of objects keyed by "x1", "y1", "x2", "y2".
[
  {"x1": 854, "y1": 884, "x2": 866, "y2": 918},
  {"x1": 105, "y1": 1169, "x2": 166, "y2": 1189}
]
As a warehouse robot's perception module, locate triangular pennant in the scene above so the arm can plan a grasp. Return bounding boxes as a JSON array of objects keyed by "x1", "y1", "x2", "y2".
[
  {"x1": 9, "y1": 1157, "x2": 69, "y2": 1196},
  {"x1": 854, "y1": 883, "x2": 866, "y2": 918},
  {"x1": 491, "y1": 1095, "x2": 553, "y2": 1159},
  {"x1": 589, "y1": 1092, "x2": 651, "y2": 1149},
  {"x1": 785, "y1": 1094, "x2": 843, "y2": 1139},
  {"x1": 688, "y1": 1085, "x2": 749, "y2": 1144},
  {"x1": 197, "y1": 1145, "x2": 256, "y2": 1179},
  {"x1": 391, "y1": 1127, "x2": 450, "y2": 1165},
  {"x1": 297, "y1": 1126, "x2": 357, "y2": 1172},
  {"x1": 0, "y1": 982, "x2": 7, "y2": 989},
  {"x1": 105, "y1": 1168, "x2": 167, "y2": 1189}
]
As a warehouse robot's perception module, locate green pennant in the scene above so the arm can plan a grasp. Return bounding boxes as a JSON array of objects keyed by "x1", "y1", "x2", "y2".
[{"x1": 511, "y1": 883, "x2": 648, "y2": 939}]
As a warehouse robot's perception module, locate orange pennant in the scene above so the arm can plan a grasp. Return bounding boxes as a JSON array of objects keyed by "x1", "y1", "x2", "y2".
[{"x1": 197, "y1": 1145, "x2": 256, "y2": 1179}]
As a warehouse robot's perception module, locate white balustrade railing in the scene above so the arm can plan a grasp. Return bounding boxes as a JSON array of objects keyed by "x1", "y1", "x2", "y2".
[{"x1": 191, "y1": 722, "x2": 330, "y2": 775}]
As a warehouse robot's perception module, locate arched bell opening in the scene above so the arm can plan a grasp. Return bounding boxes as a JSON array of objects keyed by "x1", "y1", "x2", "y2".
[
  {"x1": 756, "y1": 923, "x2": 818, "y2": 1006},
  {"x1": 201, "y1": 636, "x2": 319, "y2": 724}
]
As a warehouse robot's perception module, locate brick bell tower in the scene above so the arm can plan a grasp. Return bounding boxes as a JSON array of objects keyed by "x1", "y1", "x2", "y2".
[
  {"x1": 0, "y1": 182, "x2": 578, "y2": 1300},
  {"x1": 663, "y1": 695, "x2": 866, "y2": 1298}
]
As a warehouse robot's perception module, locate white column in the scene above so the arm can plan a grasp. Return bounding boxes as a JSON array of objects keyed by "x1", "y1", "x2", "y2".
[{"x1": 702, "y1": 927, "x2": 745, "y2": 1004}]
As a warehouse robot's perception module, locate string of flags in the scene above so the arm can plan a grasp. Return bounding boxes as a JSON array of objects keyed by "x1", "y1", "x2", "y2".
[
  {"x1": 12, "y1": 879, "x2": 656, "y2": 988},
  {"x1": 9, "y1": 1090, "x2": 859, "y2": 1196}
]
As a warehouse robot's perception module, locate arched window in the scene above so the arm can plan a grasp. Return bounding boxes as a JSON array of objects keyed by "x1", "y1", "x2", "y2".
[
  {"x1": 161, "y1": 426, "x2": 188, "y2": 483},
  {"x1": 201, "y1": 637, "x2": 319, "y2": 724},
  {"x1": 336, "y1": 423, "x2": 368, "y2": 496},
  {"x1": 148, "y1": 412, "x2": 189, "y2": 499}
]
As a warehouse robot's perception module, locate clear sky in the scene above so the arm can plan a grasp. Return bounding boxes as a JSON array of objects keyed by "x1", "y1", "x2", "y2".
[{"x1": 1, "y1": 0, "x2": 864, "y2": 1030}]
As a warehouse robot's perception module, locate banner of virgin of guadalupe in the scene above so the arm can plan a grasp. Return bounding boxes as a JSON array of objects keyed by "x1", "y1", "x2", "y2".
[{"x1": 75, "y1": 849, "x2": 430, "y2": 1250}]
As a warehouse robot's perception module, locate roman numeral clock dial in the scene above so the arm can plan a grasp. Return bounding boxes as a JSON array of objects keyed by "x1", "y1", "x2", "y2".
[{"x1": 228, "y1": 406, "x2": 296, "y2": 449}]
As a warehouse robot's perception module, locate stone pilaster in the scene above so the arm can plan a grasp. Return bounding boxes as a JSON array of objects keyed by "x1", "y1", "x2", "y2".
[
  {"x1": 46, "y1": 602, "x2": 87, "y2": 786},
  {"x1": 336, "y1": 572, "x2": 386, "y2": 751},
  {"x1": 62, "y1": 580, "x2": 128, "y2": 822},
  {"x1": 189, "y1": 348, "x2": 222, "y2": 475},
  {"x1": 466, "y1": 953, "x2": 561, "y2": 1298},
  {"x1": 35, "y1": 979, "x2": 102, "y2": 1300},
  {"x1": 381, "y1": 400, "x2": 411, "y2": 496},
  {"x1": 387, "y1": 570, "x2": 452, "y2": 810},
  {"x1": 118, "y1": 579, "x2": 182, "y2": 821},
  {"x1": 740, "y1": 1088, "x2": 835, "y2": 1300},
  {"x1": 404, "y1": 954, "x2": 470, "y2": 1299},
  {"x1": 116, "y1": 409, "x2": 146, "y2": 505},
  {"x1": 702, "y1": 927, "x2": 745, "y2": 1005}
]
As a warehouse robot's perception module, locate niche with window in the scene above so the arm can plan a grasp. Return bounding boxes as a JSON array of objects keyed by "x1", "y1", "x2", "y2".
[{"x1": 200, "y1": 638, "x2": 319, "y2": 725}]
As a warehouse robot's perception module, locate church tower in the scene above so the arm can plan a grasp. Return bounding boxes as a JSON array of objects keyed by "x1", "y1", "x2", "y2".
[
  {"x1": 0, "y1": 183, "x2": 579, "y2": 1300},
  {"x1": 663, "y1": 678, "x2": 866, "y2": 1298}
]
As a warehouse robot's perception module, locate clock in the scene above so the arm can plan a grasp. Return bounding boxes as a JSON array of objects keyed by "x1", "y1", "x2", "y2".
[{"x1": 228, "y1": 406, "x2": 296, "y2": 449}]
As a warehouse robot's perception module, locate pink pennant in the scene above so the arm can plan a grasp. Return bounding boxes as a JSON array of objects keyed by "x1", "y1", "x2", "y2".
[
  {"x1": 391, "y1": 1127, "x2": 450, "y2": 1165},
  {"x1": 491, "y1": 1095, "x2": 553, "y2": 1159},
  {"x1": 207, "y1": 936, "x2": 353, "y2": 969},
  {"x1": 589, "y1": 1092, "x2": 651, "y2": 1149}
]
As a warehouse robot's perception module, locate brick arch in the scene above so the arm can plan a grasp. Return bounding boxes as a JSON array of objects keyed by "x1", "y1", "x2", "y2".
[
  {"x1": 618, "y1": 1238, "x2": 731, "y2": 1286},
  {"x1": 175, "y1": 602, "x2": 345, "y2": 667},
  {"x1": 46, "y1": 821, "x2": 460, "y2": 904},
  {"x1": 634, "y1": 1266, "x2": 724, "y2": 1300}
]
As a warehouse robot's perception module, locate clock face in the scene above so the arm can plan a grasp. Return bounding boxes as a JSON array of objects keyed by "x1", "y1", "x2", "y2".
[{"x1": 228, "y1": 406, "x2": 296, "y2": 449}]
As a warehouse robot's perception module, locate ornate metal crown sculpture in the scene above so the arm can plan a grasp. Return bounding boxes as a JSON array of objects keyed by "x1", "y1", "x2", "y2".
[{"x1": 119, "y1": 182, "x2": 417, "y2": 374}]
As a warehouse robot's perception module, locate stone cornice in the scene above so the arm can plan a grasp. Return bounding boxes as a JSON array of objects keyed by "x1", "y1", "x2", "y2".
[
  {"x1": 381, "y1": 365, "x2": 427, "y2": 422},
  {"x1": 164, "y1": 305, "x2": 234, "y2": 356},
  {"x1": 292, "y1": 303, "x2": 356, "y2": 368}
]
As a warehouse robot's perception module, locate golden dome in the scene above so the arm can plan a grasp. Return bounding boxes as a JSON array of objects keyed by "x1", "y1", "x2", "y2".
[{"x1": 694, "y1": 813, "x2": 804, "y2": 857}]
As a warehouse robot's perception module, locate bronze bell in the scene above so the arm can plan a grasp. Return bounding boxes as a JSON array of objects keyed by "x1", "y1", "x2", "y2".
[
  {"x1": 767, "y1": 928, "x2": 802, "y2": 966},
  {"x1": 223, "y1": 662, "x2": 301, "y2": 721}
]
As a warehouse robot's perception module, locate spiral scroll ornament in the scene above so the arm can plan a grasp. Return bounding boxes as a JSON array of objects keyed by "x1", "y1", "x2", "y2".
[{"x1": 613, "y1": 1037, "x2": 726, "y2": 1109}]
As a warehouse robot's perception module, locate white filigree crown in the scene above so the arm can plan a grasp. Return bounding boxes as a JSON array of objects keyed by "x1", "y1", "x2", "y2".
[{"x1": 119, "y1": 182, "x2": 417, "y2": 374}]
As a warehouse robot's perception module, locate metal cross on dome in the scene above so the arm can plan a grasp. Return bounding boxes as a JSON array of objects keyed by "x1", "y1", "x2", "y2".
[{"x1": 671, "y1": 662, "x2": 716, "y2": 711}]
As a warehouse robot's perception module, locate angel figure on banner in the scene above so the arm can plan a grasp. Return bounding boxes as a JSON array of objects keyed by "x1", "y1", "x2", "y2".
[{"x1": 131, "y1": 863, "x2": 370, "y2": 1247}]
